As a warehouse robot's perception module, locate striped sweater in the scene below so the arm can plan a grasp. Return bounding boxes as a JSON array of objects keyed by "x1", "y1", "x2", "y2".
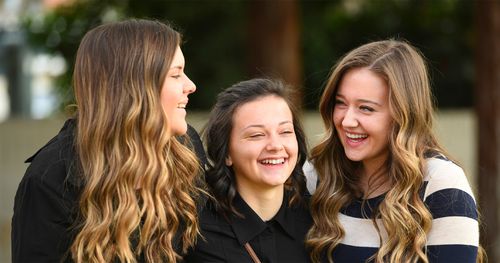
[{"x1": 304, "y1": 157, "x2": 479, "y2": 262}]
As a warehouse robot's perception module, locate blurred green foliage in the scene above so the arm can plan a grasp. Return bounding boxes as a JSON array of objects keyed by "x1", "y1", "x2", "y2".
[
  {"x1": 301, "y1": 0, "x2": 474, "y2": 109},
  {"x1": 23, "y1": 0, "x2": 474, "y2": 110}
]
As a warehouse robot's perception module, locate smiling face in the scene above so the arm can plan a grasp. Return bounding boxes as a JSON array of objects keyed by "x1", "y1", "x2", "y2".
[
  {"x1": 160, "y1": 46, "x2": 196, "y2": 136},
  {"x1": 333, "y1": 67, "x2": 393, "y2": 171},
  {"x1": 226, "y1": 95, "x2": 298, "y2": 193}
]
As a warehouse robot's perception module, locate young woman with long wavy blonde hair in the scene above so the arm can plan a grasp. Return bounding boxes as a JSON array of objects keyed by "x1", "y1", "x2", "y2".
[
  {"x1": 305, "y1": 39, "x2": 484, "y2": 263},
  {"x1": 12, "y1": 19, "x2": 206, "y2": 262}
]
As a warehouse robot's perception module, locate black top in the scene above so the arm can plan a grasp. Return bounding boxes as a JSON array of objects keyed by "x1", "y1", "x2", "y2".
[
  {"x1": 11, "y1": 119, "x2": 207, "y2": 263},
  {"x1": 184, "y1": 193, "x2": 313, "y2": 263}
]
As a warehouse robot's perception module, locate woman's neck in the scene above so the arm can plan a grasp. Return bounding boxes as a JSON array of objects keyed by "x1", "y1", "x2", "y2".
[
  {"x1": 359, "y1": 162, "x2": 391, "y2": 199},
  {"x1": 237, "y1": 185, "x2": 284, "y2": 221}
]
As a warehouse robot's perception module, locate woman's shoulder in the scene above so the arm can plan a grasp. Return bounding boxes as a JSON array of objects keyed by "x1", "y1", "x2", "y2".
[
  {"x1": 422, "y1": 157, "x2": 475, "y2": 202},
  {"x1": 422, "y1": 158, "x2": 479, "y2": 251},
  {"x1": 22, "y1": 118, "x2": 80, "y2": 190},
  {"x1": 12, "y1": 119, "x2": 80, "y2": 263},
  {"x1": 197, "y1": 198, "x2": 230, "y2": 226}
]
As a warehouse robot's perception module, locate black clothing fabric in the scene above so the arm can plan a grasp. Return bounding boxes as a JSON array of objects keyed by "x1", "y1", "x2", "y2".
[
  {"x1": 184, "y1": 193, "x2": 313, "y2": 263},
  {"x1": 182, "y1": 125, "x2": 208, "y2": 168},
  {"x1": 11, "y1": 119, "x2": 207, "y2": 263}
]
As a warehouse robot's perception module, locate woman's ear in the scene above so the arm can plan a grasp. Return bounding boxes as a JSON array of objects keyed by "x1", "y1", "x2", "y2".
[{"x1": 225, "y1": 156, "x2": 233, "y2": 166}]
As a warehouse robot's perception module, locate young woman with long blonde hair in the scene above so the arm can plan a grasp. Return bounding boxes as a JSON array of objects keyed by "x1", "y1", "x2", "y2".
[
  {"x1": 306, "y1": 39, "x2": 484, "y2": 262},
  {"x1": 12, "y1": 19, "x2": 206, "y2": 262}
]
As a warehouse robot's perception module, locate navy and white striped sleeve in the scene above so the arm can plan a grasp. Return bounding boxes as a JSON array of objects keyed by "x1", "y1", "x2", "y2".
[{"x1": 423, "y1": 158, "x2": 479, "y2": 263}]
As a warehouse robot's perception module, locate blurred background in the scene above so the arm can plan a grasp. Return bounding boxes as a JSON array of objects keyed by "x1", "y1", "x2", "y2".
[{"x1": 0, "y1": 0, "x2": 499, "y2": 262}]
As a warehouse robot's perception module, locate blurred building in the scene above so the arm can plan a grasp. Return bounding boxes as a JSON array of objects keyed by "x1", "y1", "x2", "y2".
[{"x1": 0, "y1": 0, "x2": 68, "y2": 122}]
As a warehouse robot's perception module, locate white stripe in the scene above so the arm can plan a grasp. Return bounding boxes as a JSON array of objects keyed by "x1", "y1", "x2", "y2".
[
  {"x1": 427, "y1": 216, "x2": 479, "y2": 246},
  {"x1": 338, "y1": 213, "x2": 386, "y2": 247},
  {"x1": 339, "y1": 214, "x2": 479, "y2": 248},
  {"x1": 423, "y1": 158, "x2": 475, "y2": 202},
  {"x1": 303, "y1": 160, "x2": 318, "y2": 194}
]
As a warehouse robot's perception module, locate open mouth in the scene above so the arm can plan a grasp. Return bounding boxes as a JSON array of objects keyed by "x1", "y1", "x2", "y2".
[
  {"x1": 346, "y1": 132, "x2": 367, "y2": 142},
  {"x1": 260, "y1": 158, "x2": 285, "y2": 165}
]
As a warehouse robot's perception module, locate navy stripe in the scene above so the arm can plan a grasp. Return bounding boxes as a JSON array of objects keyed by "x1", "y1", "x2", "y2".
[
  {"x1": 329, "y1": 244, "x2": 478, "y2": 262},
  {"x1": 427, "y1": 244, "x2": 477, "y2": 263},
  {"x1": 425, "y1": 188, "x2": 478, "y2": 220},
  {"x1": 341, "y1": 194, "x2": 384, "y2": 218},
  {"x1": 342, "y1": 181, "x2": 430, "y2": 219}
]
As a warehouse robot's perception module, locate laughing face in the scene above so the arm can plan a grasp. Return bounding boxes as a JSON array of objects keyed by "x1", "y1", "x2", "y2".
[
  {"x1": 160, "y1": 46, "x2": 196, "y2": 136},
  {"x1": 333, "y1": 67, "x2": 393, "y2": 170},
  {"x1": 226, "y1": 95, "x2": 298, "y2": 193}
]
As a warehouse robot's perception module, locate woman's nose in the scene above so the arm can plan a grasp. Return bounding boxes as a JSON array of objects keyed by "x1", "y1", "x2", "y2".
[
  {"x1": 342, "y1": 108, "x2": 358, "y2": 128},
  {"x1": 184, "y1": 75, "x2": 196, "y2": 94},
  {"x1": 266, "y1": 138, "x2": 284, "y2": 151}
]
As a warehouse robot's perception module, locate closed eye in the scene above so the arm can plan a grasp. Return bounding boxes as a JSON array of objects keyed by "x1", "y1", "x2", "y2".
[
  {"x1": 172, "y1": 75, "x2": 181, "y2": 79},
  {"x1": 249, "y1": 133, "x2": 264, "y2": 138},
  {"x1": 360, "y1": 105, "x2": 375, "y2": 112},
  {"x1": 335, "y1": 99, "x2": 346, "y2": 106}
]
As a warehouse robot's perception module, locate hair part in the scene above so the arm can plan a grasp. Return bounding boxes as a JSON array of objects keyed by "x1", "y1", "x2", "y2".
[
  {"x1": 203, "y1": 78, "x2": 308, "y2": 219},
  {"x1": 71, "y1": 19, "x2": 203, "y2": 263}
]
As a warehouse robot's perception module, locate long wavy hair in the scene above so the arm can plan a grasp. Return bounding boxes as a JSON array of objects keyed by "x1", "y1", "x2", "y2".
[
  {"x1": 70, "y1": 19, "x2": 203, "y2": 263},
  {"x1": 307, "y1": 39, "x2": 472, "y2": 263},
  {"x1": 203, "y1": 78, "x2": 308, "y2": 219}
]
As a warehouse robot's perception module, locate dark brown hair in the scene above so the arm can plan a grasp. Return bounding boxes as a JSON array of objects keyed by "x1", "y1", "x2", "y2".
[{"x1": 203, "y1": 78, "x2": 308, "y2": 218}]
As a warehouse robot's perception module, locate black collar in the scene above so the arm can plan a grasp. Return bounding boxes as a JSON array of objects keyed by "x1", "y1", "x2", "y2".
[{"x1": 229, "y1": 192, "x2": 296, "y2": 245}]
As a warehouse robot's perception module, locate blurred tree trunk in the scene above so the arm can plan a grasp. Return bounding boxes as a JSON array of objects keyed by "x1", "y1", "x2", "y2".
[
  {"x1": 4, "y1": 40, "x2": 30, "y2": 118},
  {"x1": 475, "y1": 1, "x2": 500, "y2": 262},
  {"x1": 247, "y1": 0, "x2": 302, "y2": 108}
]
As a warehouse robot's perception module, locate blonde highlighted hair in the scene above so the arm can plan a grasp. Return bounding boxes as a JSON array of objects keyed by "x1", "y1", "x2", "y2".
[
  {"x1": 70, "y1": 19, "x2": 202, "y2": 262},
  {"x1": 306, "y1": 39, "x2": 484, "y2": 263}
]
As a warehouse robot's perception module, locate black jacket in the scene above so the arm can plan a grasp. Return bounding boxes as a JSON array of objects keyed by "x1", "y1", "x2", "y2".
[
  {"x1": 184, "y1": 192, "x2": 313, "y2": 263},
  {"x1": 11, "y1": 119, "x2": 207, "y2": 263}
]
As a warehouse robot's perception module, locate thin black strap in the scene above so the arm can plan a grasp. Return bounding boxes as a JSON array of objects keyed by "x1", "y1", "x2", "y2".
[{"x1": 244, "y1": 242, "x2": 262, "y2": 263}]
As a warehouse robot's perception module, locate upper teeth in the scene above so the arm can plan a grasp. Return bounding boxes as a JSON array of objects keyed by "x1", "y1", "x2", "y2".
[
  {"x1": 346, "y1": 132, "x2": 367, "y2": 139},
  {"x1": 178, "y1": 103, "x2": 186, "y2": 109},
  {"x1": 261, "y1": 158, "x2": 285, "y2": 165}
]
